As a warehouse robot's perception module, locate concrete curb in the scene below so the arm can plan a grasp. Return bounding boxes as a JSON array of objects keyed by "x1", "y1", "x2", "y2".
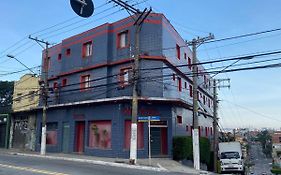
[{"x1": 11, "y1": 152, "x2": 168, "y2": 172}]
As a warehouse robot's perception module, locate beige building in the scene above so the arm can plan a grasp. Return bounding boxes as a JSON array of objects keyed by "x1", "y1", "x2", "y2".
[
  {"x1": 12, "y1": 74, "x2": 40, "y2": 112},
  {"x1": 272, "y1": 131, "x2": 281, "y2": 167},
  {"x1": 10, "y1": 74, "x2": 40, "y2": 151}
]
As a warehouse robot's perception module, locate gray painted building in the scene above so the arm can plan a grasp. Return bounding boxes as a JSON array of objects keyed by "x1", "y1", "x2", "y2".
[{"x1": 35, "y1": 13, "x2": 214, "y2": 158}]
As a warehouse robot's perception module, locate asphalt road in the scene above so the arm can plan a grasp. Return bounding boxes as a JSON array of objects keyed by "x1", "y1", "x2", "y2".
[
  {"x1": 0, "y1": 153, "x2": 185, "y2": 175},
  {"x1": 249, "y1": 142, "x2": 272, "y2": 175}
]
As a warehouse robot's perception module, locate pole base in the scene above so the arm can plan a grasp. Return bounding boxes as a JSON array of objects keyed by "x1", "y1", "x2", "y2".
[{"x1": 129, "y1": 159, "x2": 135, "y2": 165}]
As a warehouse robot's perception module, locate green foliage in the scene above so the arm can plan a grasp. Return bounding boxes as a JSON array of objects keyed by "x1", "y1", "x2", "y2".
[
  {"x1": 172, "y1": 136, "x2": 192, "y2": 160},
  {"x1": 172, "y1": 136, "x2": 211, "y2": 167},
  {"x1": 271, "y1": 168, "x2": 281, "y2": 174},
  {"x1": 0, "y1": 81, "x2": 14, "y2": 113},
  {"x1": 257, "y1": 130, "x2": 272, "y2": 157}
]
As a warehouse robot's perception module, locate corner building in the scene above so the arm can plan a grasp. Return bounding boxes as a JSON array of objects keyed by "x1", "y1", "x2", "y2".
[{"x1": 36, "y1": 13, "x2": 215, "y2": 158}]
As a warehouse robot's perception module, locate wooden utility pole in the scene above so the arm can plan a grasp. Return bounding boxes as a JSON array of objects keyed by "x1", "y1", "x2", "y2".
[
  {"x1": 29, "y1": 36, "x2": 50, "y2": 155},
  {"x1": 212, "y1": 78, "x2": 230, "y2": 172},
  {"x1": 186, "y1": 33, "x2": 214, "y2": 170},
  {"x1": 110, "y1": 0, "x2": 151, "y2": 164}
]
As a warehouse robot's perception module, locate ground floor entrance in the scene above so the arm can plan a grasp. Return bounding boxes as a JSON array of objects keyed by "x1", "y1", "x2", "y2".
[
  {"x1": 150, "y1": 121, "x2": 168, "y2": 157},
  {"x1": 0, "y1": 123, "x2": 7, "y2": 148},
  {"x1": 75, "y1": 121, "x2": 85, "y2": 153}
]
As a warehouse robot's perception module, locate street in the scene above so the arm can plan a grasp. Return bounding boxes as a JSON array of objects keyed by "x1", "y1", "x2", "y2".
[
  {"x1": 248, "y1": 142, "x2": 272, "y2": 175},
  {"x1": 0, "y1": 153, "x2": 185, "y2": 175}
]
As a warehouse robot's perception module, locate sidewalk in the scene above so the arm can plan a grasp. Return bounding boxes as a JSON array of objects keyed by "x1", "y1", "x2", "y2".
[{"x1": 0, "y1": 149, "x2": 211, "y2": 174}]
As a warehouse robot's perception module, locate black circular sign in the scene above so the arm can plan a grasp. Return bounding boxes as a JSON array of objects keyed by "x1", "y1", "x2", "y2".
[{"x1": 70, "y1": 0, "x2": 94, "y2": 18}]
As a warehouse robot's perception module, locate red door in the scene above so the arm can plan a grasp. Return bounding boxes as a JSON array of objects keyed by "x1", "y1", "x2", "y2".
[{"x1": 75, "y1": 122, "x2": 85, "y2": 153}]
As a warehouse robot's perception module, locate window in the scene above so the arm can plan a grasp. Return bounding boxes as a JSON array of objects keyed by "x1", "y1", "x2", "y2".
[
  {"x1": 119, "y1": 67, "x2": 132, "y2": 87},
  {"x1": 57, "y1": 53, "x2": 62, "y2": 61},
  {"x1": 89, "y1": 121, "x2": 112, "y2": 149},
  {"x1": 176, "y1": 115, "x2": 182, "y2": 124},
  {"x1": 198, "y1": 126, "x2": 201, "y2": 137},
  {"x1": 184, "y1": 53, "x2": 187, "y2": 60},
  {"x1": 184, "y1": 82, "x2": 187, "y2": 89},
  {"x1": 210, "y1": 127, "x2": 213, "y2": 135},
  {"x1": 82, "y1": 41, "x2": 93, "y2": 57},
  {"x1": 46, "y1": 122, "x2": 58, "y2": 145},
  {"x1": 117, "y1": 31, "x2": 129, "y2": 48},
  {"x1": 205, "y1": 127, "x2": 208, "y2": 137},
  {"x1": 176, "y1": 44, "x2": 180, "y2": 59},
  {"x1": 177, "y1": 77, "x2": 182, "y2": 92},
  {"x1": 80, "y1": 75, "x2": 90, "y2": 90},
  {"x1": 279, "y1": 137, "x2": 281, "y2": 143},
  {"x1": 124, "y1": 120, "x2": 144, "y2": 149},
  {"x1": 53, "y1": 82, "x2": 58, "y2": 90},
  {"x1": 186, "y1": 125, "x2": 189, "y2": 132},
  {"x1": 62, "y1": 78, "x2": 67, "y2": 87},
  {"x1": 66, "y1": 48, "x2": 71, "y2": 56},
  {"x1": 208, "y1": 98, "x2": 211, "y2": 107},
  {"x1": 172, "y1": 73, "x2": 176, "y2": 81},
  {"x1": 188, "y1": 57, "x2": 192, "y2": 70},
  {"x1": 189, "y1": 85, "x2": 193, "y2": 97},
  {"x1": 203, "y1": 95, "x2": 206, "y2": 105}
]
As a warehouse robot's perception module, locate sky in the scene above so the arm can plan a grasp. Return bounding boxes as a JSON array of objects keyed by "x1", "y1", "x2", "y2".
[{"x1": 1, "y1": 0, "x2": 281, "y2": 129}]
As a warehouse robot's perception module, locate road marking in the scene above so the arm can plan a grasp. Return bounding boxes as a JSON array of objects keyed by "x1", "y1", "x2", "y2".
[{"x1": 0, "y1": 163, "x2": 69, "y2": 175}]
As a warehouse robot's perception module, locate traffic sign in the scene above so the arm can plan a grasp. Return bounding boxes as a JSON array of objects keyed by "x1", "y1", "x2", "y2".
[
  {"x1": 138, "y1": 116, "x2": 160, "y2": 122},
  {"x1": 70, "y1": 0, "x2": 94, "y2": 18}
]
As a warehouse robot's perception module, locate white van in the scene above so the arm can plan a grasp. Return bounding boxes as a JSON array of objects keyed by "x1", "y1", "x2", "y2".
[{"x1": 218, "y1": 142, "x2": 244, "y2": 174}]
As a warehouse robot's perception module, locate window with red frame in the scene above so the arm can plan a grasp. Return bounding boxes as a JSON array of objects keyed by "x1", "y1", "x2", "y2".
[
  {"x1": 176, "y1": 115, "x2": 182, "y2": 124},
  {"x1": 117, "y1": 31, "x2": 128, "y2": 48},
  {"x1": 177, "y1": 77, "x2": 182, "y2": 92},
  {"x1": 46, "y1": 122, "x2": 58, "y2": 145},
  {"x1": 53, "y1": 82, "x2": 58, "y2": 90},
  {"x1": 198, "y1": 126, "x2": 201, "y2": 137},
  {"x1": 89, "y1": 120, "x2": 112, "y2": 149},
  {"x1": 205, "y1": 127, "x2": 208, "y2": 136},
  {"x1": 176, "y1": 44, "x2": 180, "y2": 59},
  {"x1": 210, "y1": 127, "x2": 213, "y2": 135},
  {"x1": 188, "y1": 57, "x2": 192, "y2": 70},
  {"x1": 80, "y1": 75, "x2": 90, "y2": 90},
  {"x1": 62, "y1": 78, "x2": 67, "y2": 87},
  {"x1": 66, "y1": 48, "x2": 71, "y2": 56},
  {"x1": 82, "y1": 41, "x2": 93, "y2": 57},
  {"x1": 57, "y1": 53, "x2": 62, "y2": 61},
  {"x1": 124, "y1": 120, "x2": 144, "y2": 149},
  {"x1": 189, "y1": 84, "x2": 193, "y2": 97},
  {"x1": 120, "y1": 67, "x2": 132, "y2": 86}
]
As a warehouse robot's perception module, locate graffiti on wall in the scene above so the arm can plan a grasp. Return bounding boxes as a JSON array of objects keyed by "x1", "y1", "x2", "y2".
[{"x1": 14, "y1": 120, "x2": 28, "y2": 134}]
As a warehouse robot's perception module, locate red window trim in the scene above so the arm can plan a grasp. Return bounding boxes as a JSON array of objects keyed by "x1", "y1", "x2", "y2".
[
  {"x1": 177, "y1": 77, "x2": 182, "y2": 92},
  {"x1": 57, "y1": 53, "x2": 62, "y2": 61},
  {"x1": 176, "y1": 44, "x2": 180, "y2": 60},
  {"x1": 188, "y1": 57, "x2": 192, "y2": 70},
  {"x1": 119, "y1": 66, "x2": 132, "y2": 87},
  {"x1": 82, "y1": 40, "x2": 93, "y2": 58},
  {"x1": 53, "y1": 81, "x2": 58, "y2": 90},
  {"x1": 189, "y1": 84, "x2": 193, "y2": 97},
  {"x1": 80, "y1": 74, "x2": 90, "y2": 91},
  {"x1": 117, "y1": 30, "x2": 130, "y2": 49},
  {"x1": 176, "y1": 115, "x2": 182, "y2": 124},
  {"x1": 62, "y1": 78, "x2": 67, "y2": 87},
  {"x1": 66, "y1": 48, "x2": 71, "y2": 56}
]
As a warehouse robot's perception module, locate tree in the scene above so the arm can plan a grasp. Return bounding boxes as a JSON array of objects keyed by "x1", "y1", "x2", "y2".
[
  {"x1": 257, "y1": 130, "x2": 272, "y2": 158},
  {"x1": 0, "y1": 81, "x2": 14, "y2": 113}
]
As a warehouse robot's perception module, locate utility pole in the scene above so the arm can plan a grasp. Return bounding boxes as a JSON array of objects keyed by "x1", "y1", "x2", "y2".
[
  {"x1": 110, "y1": 0, "x2": 151, "y2": 164},
  {"x1": 29, "y1": 36, "x2": 50, "y2": 155},
  {"x1": 212, "y1": 78, "x2": 230, "y2": 172},
  {"x1": 186, "y1": 33, "x2": 214, "y2": 170}
]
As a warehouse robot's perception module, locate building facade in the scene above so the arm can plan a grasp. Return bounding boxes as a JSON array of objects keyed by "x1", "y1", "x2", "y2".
[
  {"x1": 272, "y1": 131, "x2": 281, "y2": 166},
  {"x1": 35, "y1": 13, "x2": 215, "y2": 158},
  {"x1": 10, "y1": 74, "x2": 39, "y2": 150}
]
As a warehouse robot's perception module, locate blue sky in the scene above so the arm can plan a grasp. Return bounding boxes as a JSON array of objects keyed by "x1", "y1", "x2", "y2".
[{"x1": 1, "y1": 0, "x2": 281, "y2": 129}]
